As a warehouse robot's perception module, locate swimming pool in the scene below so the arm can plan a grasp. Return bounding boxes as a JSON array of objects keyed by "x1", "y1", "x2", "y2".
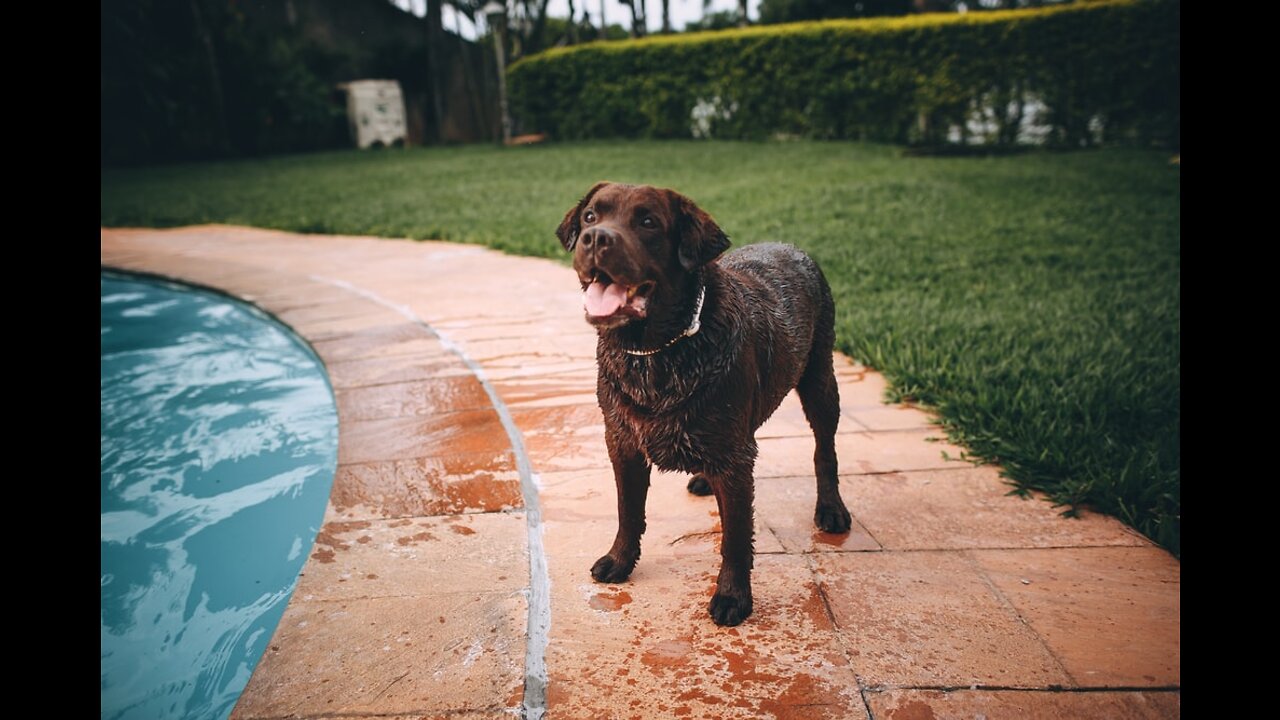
[{"x1": 100, "y1": 272, "x2": 338, "y2": 720}]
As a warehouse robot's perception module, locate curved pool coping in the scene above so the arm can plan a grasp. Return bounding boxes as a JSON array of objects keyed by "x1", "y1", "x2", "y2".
[
  {"x1": 103, "y1": 225, "x2": 1178, "y2": 720},
  {"x1": 103, "y1": 226, "x2": 551, "y2": 719},
  {"x1": 101, "y1": 268, "x2": 346, "y2": 718}
]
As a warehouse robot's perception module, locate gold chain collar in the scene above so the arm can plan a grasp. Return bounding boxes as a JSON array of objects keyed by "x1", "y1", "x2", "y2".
[{"x1": 623, "y1": 285, "x2": 706, "y2": 357}]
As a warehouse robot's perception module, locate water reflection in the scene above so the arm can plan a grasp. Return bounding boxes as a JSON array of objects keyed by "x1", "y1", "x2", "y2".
[{"x1": 101, "y1": 274, "x2": 338, "y2": 720}]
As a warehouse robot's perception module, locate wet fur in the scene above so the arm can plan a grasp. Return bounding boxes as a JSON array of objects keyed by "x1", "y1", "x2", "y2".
[{"x1": 558, "y1": 182, "x2": 852, "y2": 626}]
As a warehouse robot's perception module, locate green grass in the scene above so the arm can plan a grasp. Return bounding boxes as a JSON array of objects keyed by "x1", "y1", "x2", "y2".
[{"x1": 101, "y1": 141, "x2": 1181, "y2": 555}]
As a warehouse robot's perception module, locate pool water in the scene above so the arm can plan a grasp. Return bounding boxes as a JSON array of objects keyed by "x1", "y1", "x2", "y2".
[{"x1": 100, "y1": 273, "x2": 338, "y2": 720}]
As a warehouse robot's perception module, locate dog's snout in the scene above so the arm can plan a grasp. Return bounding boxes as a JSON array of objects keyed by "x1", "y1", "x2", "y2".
[{"x1": 580, "y1": 226, "x2": 619, "y2": 250}]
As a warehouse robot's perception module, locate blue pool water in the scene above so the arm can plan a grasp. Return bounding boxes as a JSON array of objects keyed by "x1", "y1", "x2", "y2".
[{"x1": 100, "y1": 273, "x2": 338, "y2": 720}]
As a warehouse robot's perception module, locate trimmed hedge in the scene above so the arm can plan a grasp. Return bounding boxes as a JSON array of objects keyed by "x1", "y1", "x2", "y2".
[{"x1": 508, "y1": 0, "x2": 1179, "y2": 147}]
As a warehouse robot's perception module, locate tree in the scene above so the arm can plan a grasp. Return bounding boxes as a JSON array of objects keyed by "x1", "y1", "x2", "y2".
[
  {"x1": 758, "y1": 0, "x2": 911, "y2": 24},
  {"x1": 425, "y1": 0, "x2": 446, "y2": 142},
  {"x1": 619, "y1": 0, "x2": 648, "y2": 37},
  {"x1": 187, "y1": 0, "x2": 231, "y2": 154},
  {"x1": 684, "y1": 9, "x2": 738, "y2": 31},
  {"x1": 526, "y1": 0, "x2": 555, "y2": 54},
  {"x1": 566, "y1": 0, "x2": 579, "y2": 42}
]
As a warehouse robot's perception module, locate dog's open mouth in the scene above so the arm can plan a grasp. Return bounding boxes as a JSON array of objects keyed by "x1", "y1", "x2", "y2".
[{"x1": 583, "y1": 271, "x2": 655, "y2": 321}]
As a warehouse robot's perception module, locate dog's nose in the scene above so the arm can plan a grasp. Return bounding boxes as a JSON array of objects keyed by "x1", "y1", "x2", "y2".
[{"x1": 580, "y1": 227, "x2": 618, "y2": 249}]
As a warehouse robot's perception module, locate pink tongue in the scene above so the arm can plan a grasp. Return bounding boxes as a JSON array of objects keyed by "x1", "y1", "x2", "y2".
[{"x1": 584, "y1": 281, "x2": 628, "y2": 316}]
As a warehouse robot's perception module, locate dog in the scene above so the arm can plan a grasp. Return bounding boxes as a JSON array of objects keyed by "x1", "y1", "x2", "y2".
[{"x1": 557, "y1": 182, "x2": 852, "y2": 626}]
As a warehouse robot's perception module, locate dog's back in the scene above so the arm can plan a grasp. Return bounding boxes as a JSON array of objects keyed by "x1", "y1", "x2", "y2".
[{"x1": 714, "y1": 242, "x2": 837, "y2": 431}]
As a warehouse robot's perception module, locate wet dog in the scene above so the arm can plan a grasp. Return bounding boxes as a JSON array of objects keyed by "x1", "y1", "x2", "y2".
[{"x1": 557, "y1": 182, "x2": 852, "y2": 626}]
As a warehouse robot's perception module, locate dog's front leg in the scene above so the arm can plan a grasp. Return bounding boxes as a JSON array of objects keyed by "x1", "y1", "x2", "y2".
[
  {"x1": 704, "y1": 470, "x2": 755, "y2": 626},
  {"x1": 591, "y1": 438, "x2": 651, "y2": 584}
]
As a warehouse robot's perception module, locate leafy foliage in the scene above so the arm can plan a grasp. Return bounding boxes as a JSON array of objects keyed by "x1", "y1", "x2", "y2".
[{"x1": 509, "y1": 0, "x2": 1179, "y2": 147}]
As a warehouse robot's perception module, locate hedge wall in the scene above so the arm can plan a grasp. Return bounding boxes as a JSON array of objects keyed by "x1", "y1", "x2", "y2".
[{"x1": 508, "y1": 0, "x2": 1179, "y2": 147}]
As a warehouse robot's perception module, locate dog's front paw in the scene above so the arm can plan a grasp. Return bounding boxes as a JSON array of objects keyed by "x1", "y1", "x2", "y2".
[
  {"x1": 686, "y1": 475, "x2": 713, "y2": 496},
  {"x1": 590, "y1": 554, "x2": 636, "y2": 583},
  {"x1": 709, "y1": 588, "x2": 753, "y2": 626},
  {"x1": 814, "y1": 502, "x2": 852, "y2": 534}
]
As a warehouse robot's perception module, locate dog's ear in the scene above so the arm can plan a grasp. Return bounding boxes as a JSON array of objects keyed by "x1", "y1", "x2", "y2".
[
  {"x1": 556, "y1": 181, "x2": 611, "y2": 252},
  {"x1": 670, "y1": 190, "x2": 731, "y2": 271}
]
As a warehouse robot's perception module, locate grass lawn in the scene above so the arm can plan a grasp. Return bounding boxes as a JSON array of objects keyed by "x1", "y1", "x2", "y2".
[{"x1": 101, "y1": 141, "x2": 1181, "y2": 555}]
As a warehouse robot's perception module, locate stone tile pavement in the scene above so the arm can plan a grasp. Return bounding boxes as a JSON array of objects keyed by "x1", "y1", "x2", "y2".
[{"x1": 101, "y1": 226, "x2": 1179, "y2": 719}]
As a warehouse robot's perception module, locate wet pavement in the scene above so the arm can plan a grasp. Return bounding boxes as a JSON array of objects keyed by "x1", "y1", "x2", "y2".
[{"x1": 102, "y1": 226, "x2": 1179, "y2": 719}]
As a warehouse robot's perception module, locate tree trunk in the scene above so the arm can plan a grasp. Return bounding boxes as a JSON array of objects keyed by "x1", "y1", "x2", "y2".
[
  {"x1": 661, "y1": 0, "x2": 670, "y2": 33},
  {"x1": 737, "y1": 0, "x2": 747, "y2": 26},
  {"x1": 188, "y1": 0, "x2": 230, "y2": 155},
  {"x1": 623, "y1": 0, "x2": 644, "y2": 37},
  {"x1": 454, "y1": 7, "x2": 486, "y2": 141},
  {"x1": 628, "y1": 0, "x2": 639, "y2": 37},
  {"x1": 425, "y1": 0, "x2": 446, "y2": 144},
  {"x1": 528, "y1": 0, "x2": 553, "y2": 55}
]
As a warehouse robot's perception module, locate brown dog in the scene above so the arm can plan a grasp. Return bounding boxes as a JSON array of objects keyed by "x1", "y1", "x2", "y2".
[{"x1": 557, "y1": 182, "x2": 852, "y2": 626}]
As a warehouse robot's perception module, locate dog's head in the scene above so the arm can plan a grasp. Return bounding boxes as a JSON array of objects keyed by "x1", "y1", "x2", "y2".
[{"x1": 557, "y1": 182, "x2": 730, "y2": 329}]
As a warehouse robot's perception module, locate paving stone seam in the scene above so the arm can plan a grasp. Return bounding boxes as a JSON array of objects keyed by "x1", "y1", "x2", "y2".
[
  {"x1": 761, "y1": 429, "x2": 952, "y2": 439},
  {"x1": 836, "y1": 411, "x2": 874, "y2": 431},
  {"x1": 753, "y1": 428, "x2": 886, "y2": 439},
  {"x1": 327, "y1": 507, "x2": 526, "y2": 521},
  {"x1": 961, "y1": 549, "x2": 1077, "y2": 685},
  {"x1": 433, "y1": 316, "x2": 569, "y2": 329},
  {"x1": 543, "y1": 464, "x2": 979, "y2": 477},
  {"x1": 239, "y1": 707, "x2": 521, "y2": 720},
  {"x1": 765, "y1": 468, "x2": 990, "y2": 480},
  {"x1": 752, "y1": 542, "x2": 1153, "y2": 555},
  {"x1": 330, "y1": 402, "x2": 500, "y2": 421},
  {"x1": 286, "y1": 588, "x2": 528, "y2": 605},
  {"x1": 798, "y1": 553, "x2": 874, "y2": 718},
  {"x1": 861, "y1": 684, "x2": 1183, "y2": 693},
  {"x1": 486, "y1": 366, "x2": 596, "y2": 379},
  {"x1": 321, "y1": 507, "x2": 527, "y2": 522},
  {"x1": 847, "y1": 508, "x2": 887, "y2": 550},
  {"x1": 471, "y1": 352, "x2": 584, "y2": 364},
  {"x1": 336, "y1": 450, "x2": 517, "y2": 470},
  {"x1": 756, "y1": 466, "x2": 968, "y2": 479},
  {"x1": 856, "y1": 684, "x2": 877, "y2": 720},
  {"x1": 837, "y1": 423, "x2": 946, "y2": 435},
  {"x1": 846, "y1": 546, "x2": 1157, "y2": 556},
  {"x1": 306, "y1": 274, "x2": 550, "y2": 720},
  {"x1": 491, "y1": 366, "x2": 597, "y2": 379},
  {"x1": 983, "y1": 536, "x2": 1160, "y2": 549},
  {"x1": 310, "y1": 342, "x2": 446, "y2": 362},
  {"x1": 330, "y1": 376, "x2": 483, "y2": 392}
]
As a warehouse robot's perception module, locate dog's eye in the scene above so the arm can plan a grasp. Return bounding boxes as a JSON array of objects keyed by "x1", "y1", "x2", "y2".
[
  {"x1": 583, "y1": 210, "x2": 597, "y2": 224},
  {"x1": 641, "y1": 217, "x2": 656, "y2": 229}
]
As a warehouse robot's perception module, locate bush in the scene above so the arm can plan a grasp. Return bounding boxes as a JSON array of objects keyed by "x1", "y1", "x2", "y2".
[{"x1": 509, "y1": 0, "x2": 1179, "y2": 147}]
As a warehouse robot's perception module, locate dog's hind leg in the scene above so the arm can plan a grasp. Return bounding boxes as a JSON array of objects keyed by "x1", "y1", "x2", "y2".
[
  {"x1": 797, "y1": 321, "x2": 853, "y2": 534},
  {"x1": 686, "y1": 475, "x2": 713, "y2": 496},
  {"x1": 703, "y1": 464, "x2": 756, "y2": 626}
]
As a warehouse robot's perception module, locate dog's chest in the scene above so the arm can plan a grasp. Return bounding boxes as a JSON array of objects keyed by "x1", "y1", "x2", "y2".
[
  {"x1": 617, "y1": 409, "x2": 704, "y2": 474},
  {"x1": 601, "y1": 363, "x2": 720, "y2": 474}
]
